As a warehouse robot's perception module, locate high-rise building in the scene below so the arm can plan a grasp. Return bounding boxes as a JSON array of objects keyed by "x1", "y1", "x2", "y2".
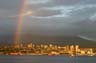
[
  {"x1": 75, "y1": 45, "x2": 79, "y2": 52},
  {"x1": 70, "y1": 45, "x2": 74, "y2": 52},
  {"x1": 27, "y1": 43, "x2": 33, "y2": 48}
]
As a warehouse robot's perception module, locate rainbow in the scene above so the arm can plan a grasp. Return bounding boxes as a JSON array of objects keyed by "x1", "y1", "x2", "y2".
[{"x1": 14, "y1": 0, "x2": 27, "y2": 47}]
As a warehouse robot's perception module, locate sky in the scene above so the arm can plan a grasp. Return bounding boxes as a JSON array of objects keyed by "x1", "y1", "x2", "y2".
[{"x1": 0, "y1": 0, "x2": 96, "y2": 43}]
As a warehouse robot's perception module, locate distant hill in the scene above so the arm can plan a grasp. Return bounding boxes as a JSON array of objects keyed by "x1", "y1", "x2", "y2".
[
  {"x1": 54, "y1": 36, "x2": 96, "y2": 48},
  {"x1": 47, "y1": 36, "x2": 96, "y2": 48},
  {"x1": 0, "y1": 34, "x2": 96, "y2": 48},
  {"x1": 22, "y1": 34, "x2": 96, "y2": 48}
]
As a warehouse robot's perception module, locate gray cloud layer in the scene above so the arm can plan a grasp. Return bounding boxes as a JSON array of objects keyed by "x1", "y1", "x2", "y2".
[{"x1": 0, "y1": 0, "x2": 96, "y2": 42}]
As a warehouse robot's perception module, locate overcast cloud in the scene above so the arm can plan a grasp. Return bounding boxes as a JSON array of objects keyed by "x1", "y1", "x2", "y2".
[{"x1": 0, "y1": 0, "x2": 96, "y2": 42}]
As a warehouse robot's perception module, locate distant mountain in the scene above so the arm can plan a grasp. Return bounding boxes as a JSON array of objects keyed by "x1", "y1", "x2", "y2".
[
  {"x1": 22, "y1": 34, "x2": 96, "y2": 48},
  {"x1": 45, "y1": 36, "x2": 96, "y2": 48},
  {"x1": 0, "y1": 33, "x2": 96, "y2": 48},
  {"x1": 58, "y1": 36, "x2": 96, "y2": 48}
]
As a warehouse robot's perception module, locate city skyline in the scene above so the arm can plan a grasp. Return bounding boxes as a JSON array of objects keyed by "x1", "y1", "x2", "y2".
[
  {"x1": 0, "y1": 0, "x2": 96, "y2": 44},
  {"x1": 0, "y1": 42, "x2": 96, "y2": 56}
]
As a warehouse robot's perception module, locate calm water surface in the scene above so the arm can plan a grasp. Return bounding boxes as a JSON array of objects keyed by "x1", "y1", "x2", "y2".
[{"x1": 0, "y1": 55, "x2": 96, "y2": 63}]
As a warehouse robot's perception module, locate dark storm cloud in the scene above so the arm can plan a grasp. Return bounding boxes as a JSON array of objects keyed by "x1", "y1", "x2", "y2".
[
  {"x1": 27, "y1": 0, "x2": 96, "y2": 41},
  {"x1": 52, "y1": 0, "x2": 84, "y2": 5},
  {"x1": 32, "y1": 9, "x2": 61, "y2": 17},
  {"x1": 0, "y1": 0, "x2": 21, "y2": 9},
  {"x1": 0, "y1": 0, "x2": 96, "y2": 42},
  {"x1": 0, "y1": 0, "x2": 21, "y2": 42},
  {"x1": 0, "y1": 0, "x2": 21, "y2": 17}
]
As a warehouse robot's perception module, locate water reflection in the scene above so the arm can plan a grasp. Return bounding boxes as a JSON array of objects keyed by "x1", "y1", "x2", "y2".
[{"x1": 0, "y1": 55, "x2": 96, "y2": 63}]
